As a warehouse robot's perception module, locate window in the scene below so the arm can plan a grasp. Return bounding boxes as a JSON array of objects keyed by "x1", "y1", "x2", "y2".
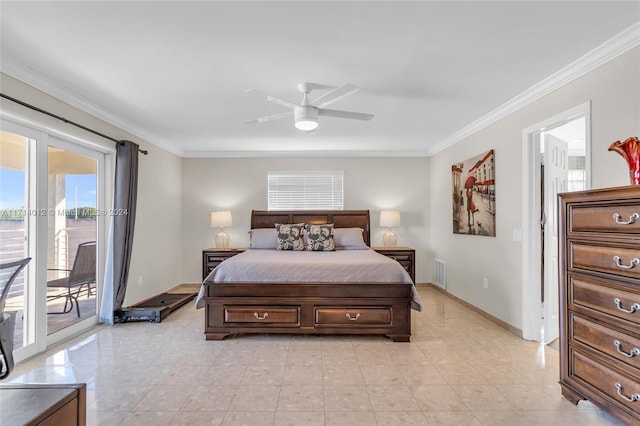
[{"x1": 268, "y1": 170, "x2": 344, "y2": 210}]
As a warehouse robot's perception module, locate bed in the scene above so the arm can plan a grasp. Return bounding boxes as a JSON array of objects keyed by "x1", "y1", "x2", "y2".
[{"x1": 196, "y1": 209, "x2": 420, "y2": 342}]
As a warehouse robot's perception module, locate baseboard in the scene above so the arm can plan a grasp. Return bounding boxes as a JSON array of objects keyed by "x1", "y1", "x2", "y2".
[{"x1": 422, "y1": 283, "x2": 523, "y2": 338}]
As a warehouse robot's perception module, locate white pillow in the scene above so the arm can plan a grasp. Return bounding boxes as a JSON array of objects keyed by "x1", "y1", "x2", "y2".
[
  {"x1": 334, "y1": 227, "x2": 368, "y2": 249},
  {"x1": 248, "y1": 228, "x2": 277, "y2": 249}
]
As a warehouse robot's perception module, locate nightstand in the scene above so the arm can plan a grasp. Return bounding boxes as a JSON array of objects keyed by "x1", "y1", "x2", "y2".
[
  {"x1": 202, "y1": 248, "x2": 245, "y2": 279},
  {"x1": 372, "y1": 247, "x2": 415, "y2": 282}
]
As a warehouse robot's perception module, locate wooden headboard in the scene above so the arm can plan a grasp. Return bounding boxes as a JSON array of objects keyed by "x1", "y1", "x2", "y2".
[{"x1": 250, "y1": 210, "x2": 371, "y2": 246}]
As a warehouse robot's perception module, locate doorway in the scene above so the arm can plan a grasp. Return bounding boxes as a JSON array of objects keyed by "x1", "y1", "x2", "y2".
[{"x1": 521, "y1": 102, "x2": 591, "y2": 343}]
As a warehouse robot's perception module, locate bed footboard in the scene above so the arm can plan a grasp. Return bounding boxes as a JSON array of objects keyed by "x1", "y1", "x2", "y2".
[{"x1": 203, "y1": 282, "x2": 412, "y2": 342}]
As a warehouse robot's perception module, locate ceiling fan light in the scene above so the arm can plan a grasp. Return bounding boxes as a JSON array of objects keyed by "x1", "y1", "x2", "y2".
[
  {"x1": 295, "y1": 119, "x2": 318, "y2": 131},
  {"x1": 294, "y1": 106, "x2": 318, "y2": 131}
]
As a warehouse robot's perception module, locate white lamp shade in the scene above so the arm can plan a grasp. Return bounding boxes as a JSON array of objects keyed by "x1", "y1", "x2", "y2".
[
  {"x1": 379, "y1": 210, "x2": 401, "y2": 227},
  {"x1": 211, "y1": 211, "x2": 233, "y2": 228}
]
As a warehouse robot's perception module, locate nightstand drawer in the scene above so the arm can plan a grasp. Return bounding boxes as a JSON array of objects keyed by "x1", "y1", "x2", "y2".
[
  {"x1": 372, "y1": 247, "x2": 415, "y2": 282},
  {"x1": 202, "y1": 249, "x2": 244, "y2": 279},
  {"x1": 206, "y1": 254, "x2": 231, "y2": 263}
]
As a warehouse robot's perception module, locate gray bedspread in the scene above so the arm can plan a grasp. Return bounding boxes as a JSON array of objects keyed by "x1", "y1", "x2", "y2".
[{"x1": 195, "y1": 248, "x2": 422, "y2": 311}]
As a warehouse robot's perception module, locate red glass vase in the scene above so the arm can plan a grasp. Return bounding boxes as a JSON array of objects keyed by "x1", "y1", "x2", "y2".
[{"x1": 609, "y1": 137, "x2": 640, "y2": 185}]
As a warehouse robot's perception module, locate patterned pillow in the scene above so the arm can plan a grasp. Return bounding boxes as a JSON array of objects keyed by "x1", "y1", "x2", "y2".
[
  {"x1": 275, "y1": 223, "x2": 305, "y2": 251},
  {"x1": 305, "y1": 223, "x2": 335, "y2": 251}
]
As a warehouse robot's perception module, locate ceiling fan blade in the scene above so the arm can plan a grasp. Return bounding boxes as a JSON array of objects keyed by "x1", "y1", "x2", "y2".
[
  {"x1": 245, "y1": 88, "x2": 298, "y2": 110},
  {"x1": 318, "y1": 109, "x2": 374, "y2": 121},
  {"x1": 311, "y1": 84, "x2": 359, "y2": 108},
  {"x1": 245, "y1": 111, "x2": 293, "y2": 124}
]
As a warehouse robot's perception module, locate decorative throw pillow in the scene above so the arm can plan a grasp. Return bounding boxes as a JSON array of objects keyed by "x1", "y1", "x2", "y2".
[
  {"x1": 305, "y1": 223, "x2": 335, "y2": 251},
  {"x1": 275, "y1": 223, "x2": 305, "y2": 251}
]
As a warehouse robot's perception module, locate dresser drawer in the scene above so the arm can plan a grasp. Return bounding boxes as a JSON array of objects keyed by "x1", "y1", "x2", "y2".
[
  {"x1": 571, "y1": 313, "x2": 640, "y2": 370},
  {"x1": 571, "y1": 277, "x2": 640, "y2": 325},
  {"x1": 572, "y1": 349, "x2": 640, "y2": 414},
  {"x1": 570, "y1": 242, "x2": 640, "y2": 280},
  {"x1": 570, "y1": 203, "x2": 640, "y2": 234},
  {"x1": 224, "y1": 306, "x2": 299, "y2": 324},
  {"x1": 315, "y1": 307, "x2": 391, "y2": 325}
]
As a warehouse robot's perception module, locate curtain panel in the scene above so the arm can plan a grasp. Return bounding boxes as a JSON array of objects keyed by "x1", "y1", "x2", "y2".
[{"x1": 99, "y1": 140, "x2": 139, "y2": 324}]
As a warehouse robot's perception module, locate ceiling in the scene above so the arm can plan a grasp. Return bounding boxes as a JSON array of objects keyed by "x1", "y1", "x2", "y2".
[{"x1": 1, "y1": 1, "x2": 639, "y2": 157}]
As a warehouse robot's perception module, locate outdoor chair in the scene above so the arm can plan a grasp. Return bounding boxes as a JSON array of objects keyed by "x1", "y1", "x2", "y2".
[
  {"x1": 47, "y1": 241, "x2": 96, "y2": 317},
  {"x1": 0, "y1": 257, "x2": 31, "y2": 380}
]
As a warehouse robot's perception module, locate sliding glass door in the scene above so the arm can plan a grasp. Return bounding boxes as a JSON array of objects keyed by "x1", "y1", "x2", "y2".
[{"x1": 0, "y1": 119, "x2": 109, "y2": 360}]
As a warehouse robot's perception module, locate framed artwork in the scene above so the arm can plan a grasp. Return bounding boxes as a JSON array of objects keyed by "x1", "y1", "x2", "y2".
[{"x1": 452, "y1": 149, "x2": 495, "y2": 236}]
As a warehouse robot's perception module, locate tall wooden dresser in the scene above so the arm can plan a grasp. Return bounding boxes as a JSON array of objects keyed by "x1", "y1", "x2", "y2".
[{"x1": 559, "y1": 185, "x2": 640, "y2": 424}]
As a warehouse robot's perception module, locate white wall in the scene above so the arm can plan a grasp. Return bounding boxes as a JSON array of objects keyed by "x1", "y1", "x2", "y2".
[
  {"x1": 181, "y1": 156, "x2": 430, "y2": 283},
  {"x1": 124, "y1": 146, "x2": 183, "y2": 305},
  {"x1": 0, "y1": 73, "x2": 183, "y2": 306},
  {"x1": 428, "y1": 47, "x2": 640, "y2": 330}
]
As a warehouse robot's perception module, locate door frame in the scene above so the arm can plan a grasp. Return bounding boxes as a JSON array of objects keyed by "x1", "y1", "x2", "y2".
[
  {"x1": 521, "y1": 101, "x2": 591, "y2": 341},
  {"x1": 1, "y1": 112, "x2": 114, "y2": 361}
]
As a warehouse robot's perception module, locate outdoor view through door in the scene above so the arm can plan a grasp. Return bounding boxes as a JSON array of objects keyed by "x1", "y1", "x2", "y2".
[
  {"x1": 0, "y1": 130, "x2": 29, "y2": 352},
  {"x1": 46, "y1": 146, "x2": 97, "y2": 334}
]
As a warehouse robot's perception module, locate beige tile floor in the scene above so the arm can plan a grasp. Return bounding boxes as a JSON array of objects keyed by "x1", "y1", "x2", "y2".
[{"x1": 8, "y1": 285, "x2": 623, "y2": 425}]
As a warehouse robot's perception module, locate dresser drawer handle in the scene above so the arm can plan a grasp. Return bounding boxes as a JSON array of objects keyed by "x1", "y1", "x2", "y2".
[
  {"x1": 615, "y1": 382, "x2": 640, "y2": 402},
  {"x1": 614, "y1": 340, "x2": 640, "y2": 358},
  {"x1": 614, "y1": 212, "x2": 640, "y2": 225},
  {"x1": 346, "y1": 313, "x2": 360, "y2": 321},
  {"x1": 253, "y1": 312, "x2": 269, "y2": 320},
  {"x1": 614, "y1": 298, "x2": 640, "y2": 314},
  {"x1": 613, "y1": 256, "x2": 640, "y2": 269}
]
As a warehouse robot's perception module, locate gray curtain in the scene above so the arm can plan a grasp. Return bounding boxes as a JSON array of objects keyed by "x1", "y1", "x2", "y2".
[{"x1": 99, "y1": 140, "x2": 138, "y2": 323}]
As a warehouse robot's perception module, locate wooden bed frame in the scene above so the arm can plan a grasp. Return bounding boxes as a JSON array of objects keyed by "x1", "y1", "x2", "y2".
[{"x1": 203, "y1": 209, "x2": 413, "y2": 342}]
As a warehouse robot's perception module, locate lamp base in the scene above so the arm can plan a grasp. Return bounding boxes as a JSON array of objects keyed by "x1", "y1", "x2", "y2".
[
  {"x1": 383, "y1": 229, "x2": 397, "y2": 247},
  {"x1": 215, "y1": 229, "x2": 229, "y2": 248}
]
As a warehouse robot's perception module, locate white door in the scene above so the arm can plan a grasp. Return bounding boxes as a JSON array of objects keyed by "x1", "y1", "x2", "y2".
[{"x1": 542, "y1": 134, "x2": 568, "y2": 344}]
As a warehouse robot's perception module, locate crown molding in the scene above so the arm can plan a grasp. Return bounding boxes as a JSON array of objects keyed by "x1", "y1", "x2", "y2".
[
  {"x1": 0, "y1": 62, "x2": 184, "y2": 157},
  {"x1": 182, "y1": 149, "x2": 431, "y2": 158},
  {"x1": 428, "y1": 21, "x2": 640, "y2": 156}
]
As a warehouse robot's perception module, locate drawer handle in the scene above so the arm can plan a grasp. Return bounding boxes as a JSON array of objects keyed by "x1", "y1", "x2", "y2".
[
  {"x1": 614, "y1": 340, "x2": 640, "y2": 358},
  {"x1": 613, "y1": 256, "x2": 640, "y2": 269},
  {"x1": 253, "y1": 312, "x2": 269, "y2": 320},
  {"x1": 614, "y1": 212, "x2": 640, "y2": 225},
  {"x1": 346, "y1": 313, "x2": 360, "y2": 321},
  {"x1": 615, "y1": 382, "x2": 640, "y2": 402},
  {"x1": 614, "y1": 298, "x2": 640, "y2": 314}
]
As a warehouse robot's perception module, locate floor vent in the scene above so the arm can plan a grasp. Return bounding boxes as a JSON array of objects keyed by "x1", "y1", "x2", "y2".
[{"x1": 434, "y1": 258, "x2": 446, "y2": 290}]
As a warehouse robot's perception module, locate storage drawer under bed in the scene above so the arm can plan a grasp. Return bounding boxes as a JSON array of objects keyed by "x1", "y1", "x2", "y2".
[
  {"x1": 223, "y1": 306, "x2": 300, "y2": 324},
  {"x1": 314, "y1": 307, "x2": 392, "y2": 326}
]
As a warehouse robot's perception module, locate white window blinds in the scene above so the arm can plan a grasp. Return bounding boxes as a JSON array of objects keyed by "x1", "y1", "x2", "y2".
[{"x1": 268, "y1": 170, "x2": 344, "y2": 210}]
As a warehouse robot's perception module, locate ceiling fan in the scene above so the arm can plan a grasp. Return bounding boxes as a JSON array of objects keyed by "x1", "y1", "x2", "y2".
[{"x1": 245, "y1": 82, "x2": 374, "y2": 132}]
